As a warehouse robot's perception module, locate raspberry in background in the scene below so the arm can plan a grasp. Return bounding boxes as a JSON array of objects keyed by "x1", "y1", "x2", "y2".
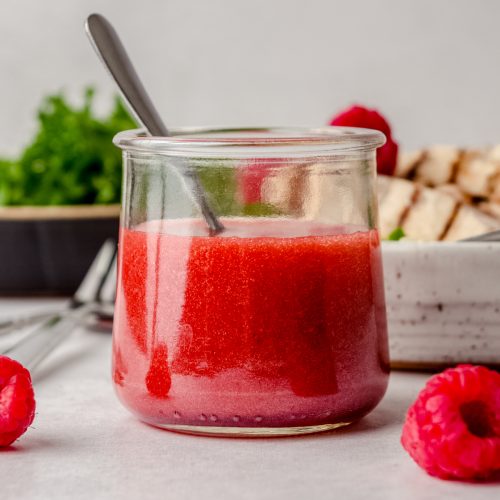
[
  {"x1": 401, "y1": 364, "x2": 500, "y2": 480},
  {"x1": 329, "y1": 105, "x2": 398, "y2": 176},
  {"x1": 0, "y1": 355, "x2": 36, "y2": 447},
  {"x1": 237, "y1": 160, "x2": 273, "y2": 205},
  {"x1": 236, "y1": 158, "x2": 286, "y2": 205}
]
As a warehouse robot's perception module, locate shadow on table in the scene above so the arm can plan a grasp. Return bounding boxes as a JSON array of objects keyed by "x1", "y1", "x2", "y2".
[
  {"x1": 31, "y1": 337, "x2": 102, "y2": 384},
  {"x1": 0, "y1": 436, "x2": 57, "y2": 453},
  {"x1": 298, "y1": 394, "x2": 410, "y2": 440},
  {"x1": 342, "y1": 391, "x2": 412, "y2": 434}
]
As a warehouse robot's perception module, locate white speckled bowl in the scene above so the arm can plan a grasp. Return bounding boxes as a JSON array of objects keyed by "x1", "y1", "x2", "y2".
[{"x1": 382, "y1": 241, "x2": 500, "y2": 368}]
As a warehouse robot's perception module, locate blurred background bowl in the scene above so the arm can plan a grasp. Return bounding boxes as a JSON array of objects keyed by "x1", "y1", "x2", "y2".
[
  {"x1": 383, "y1": 241, "x2": 500, "y2": 368},
  {"x1": 0, "y1": 205, "x2": 119, "y2": 294}
]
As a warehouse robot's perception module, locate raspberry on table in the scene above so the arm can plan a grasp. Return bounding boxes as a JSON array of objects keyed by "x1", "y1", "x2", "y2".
[
  {"x1": 401, "y1": 364, "x2": 500, "y2": 480},
  {"x1": 0, "y1": 355, "x2": 36, "y2": 447}
]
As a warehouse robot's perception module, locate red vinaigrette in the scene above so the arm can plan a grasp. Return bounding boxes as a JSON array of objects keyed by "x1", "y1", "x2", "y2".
[{"x1": 112, "y1": 219, "x2": 389, "y2": 434}]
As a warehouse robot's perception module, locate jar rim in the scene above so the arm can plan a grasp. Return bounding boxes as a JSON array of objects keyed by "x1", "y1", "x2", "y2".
[{"x1": 113, "y1": 126, "x2": 386, "y2": 157}]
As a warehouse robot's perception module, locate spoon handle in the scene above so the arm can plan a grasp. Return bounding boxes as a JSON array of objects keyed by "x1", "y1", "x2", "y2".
[
  {"x1": 85, "y1": 13, "x2": 224, "y2": 234},
  {"x1": 85, "y1": 14, "x2": 167, "y2": 136}
]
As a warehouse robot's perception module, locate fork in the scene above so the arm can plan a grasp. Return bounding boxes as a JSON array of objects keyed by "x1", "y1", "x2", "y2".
[
  {"x1": 1, "y1": 239, "x2": 117, "y2": 372},
  {"x1": 0, "y1": 243, "x2": 116, "y2": 337}
]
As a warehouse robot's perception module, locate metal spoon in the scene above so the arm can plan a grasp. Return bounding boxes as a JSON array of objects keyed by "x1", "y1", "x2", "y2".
[{"x1": 85, "y1": 13, "x2": 224, "y2": 235}]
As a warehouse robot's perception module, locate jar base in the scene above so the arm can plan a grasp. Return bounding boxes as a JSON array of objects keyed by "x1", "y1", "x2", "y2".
[{"x1": 145, "y1": 421, "x2": 353, "y2": 437}]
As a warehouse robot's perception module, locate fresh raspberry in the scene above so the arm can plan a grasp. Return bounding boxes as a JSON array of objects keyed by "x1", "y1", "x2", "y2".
[
  {"x1": 376, "y1": 135, "x2": 398, "y2": 177},
  {"x1": 0, "y1": 356, "x2": 36, "y2": 447},
  {"x1": 401, "y1": 365, "x2": 500, "y2": 480},
  {"x1": 329, "y1": 105, "x2": 399, "y2": 176}
]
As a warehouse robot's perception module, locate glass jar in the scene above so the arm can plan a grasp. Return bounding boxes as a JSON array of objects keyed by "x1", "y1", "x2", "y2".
[{"x1": 112, "y1": 127, "x2": 389, "y2": 437}]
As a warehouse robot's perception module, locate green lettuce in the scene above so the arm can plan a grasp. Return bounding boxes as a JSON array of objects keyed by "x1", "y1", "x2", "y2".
[{"x1": 0, "y1": 88, "x2": 135, "y2": 206}]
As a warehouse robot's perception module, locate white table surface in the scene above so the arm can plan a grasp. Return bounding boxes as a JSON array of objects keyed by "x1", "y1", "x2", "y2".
[{"x1": 1, "y1": 298, "x2": 499, "y2": 500}]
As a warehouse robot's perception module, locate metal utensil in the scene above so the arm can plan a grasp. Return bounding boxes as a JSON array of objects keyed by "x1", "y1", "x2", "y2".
[
  {"x1": 460, "y1": 230, "x2": 500, "y2": 242},
  {"x1": 2, "y1": 240, "x2": 117, "y2": 372},
  {"x1": 0, "y1": 244, "x2": 116, "y2": 337},
  {"x1": 85, "y1": 13, "x2": 224, "y2": 235},
  {"x1": 0, "y1": 310, "x2": 63, "y2": 337}
]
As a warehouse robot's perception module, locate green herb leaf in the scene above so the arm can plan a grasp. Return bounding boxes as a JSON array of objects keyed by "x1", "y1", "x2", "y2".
[{"x1": 386, "y1": 227, "x2": 406, "y2": 241}]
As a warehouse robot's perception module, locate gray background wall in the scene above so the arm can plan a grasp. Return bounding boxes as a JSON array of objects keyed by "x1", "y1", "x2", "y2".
[{"x1": 1, "y1": 0, "x2": 499, "y2": 156}]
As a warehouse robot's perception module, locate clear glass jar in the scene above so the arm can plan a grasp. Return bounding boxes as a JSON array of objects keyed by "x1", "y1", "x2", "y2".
[{"x1": 112, "y1": 127, "x2": 389, "y2": 437}]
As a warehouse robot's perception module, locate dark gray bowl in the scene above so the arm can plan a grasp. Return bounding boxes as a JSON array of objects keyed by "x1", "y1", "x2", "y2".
[{"x1": 0, "y1": 205, "x2": 120, "y2": 294}]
